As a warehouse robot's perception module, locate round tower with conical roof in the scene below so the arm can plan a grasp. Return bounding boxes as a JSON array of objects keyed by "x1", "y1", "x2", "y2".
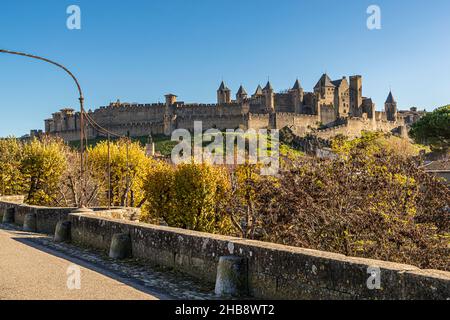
[
  {"x1": 385, "y1": 90, "x2": 398, "y2": 122},
  {"x1": 290, "y1": 79, "x2": 304, "y2": 113},
  {"x1": 217, "y1": 81, "x2": 231, "y2": 105},
  {"x1": 263, "y1": 81, "x2": 275, "y2": 113},
  {"x1": 236, "y1": 85, "x2": 248, "y2": 103}
]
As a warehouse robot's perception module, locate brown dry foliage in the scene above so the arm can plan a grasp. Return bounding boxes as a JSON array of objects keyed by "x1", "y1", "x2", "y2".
[{"x1": 228, "y1": 149, "x2": 450, "y2": 271}]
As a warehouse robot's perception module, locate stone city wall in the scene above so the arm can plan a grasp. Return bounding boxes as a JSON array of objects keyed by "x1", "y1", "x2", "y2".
[
  {"x1": 316, "y1": 118, "x2": 403, "y2": 140},
  {"x1": 247, "y1": 114, "x2": 270, "y2": 130}
]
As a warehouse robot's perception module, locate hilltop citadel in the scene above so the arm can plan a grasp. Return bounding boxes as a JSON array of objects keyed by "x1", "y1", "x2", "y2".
[{"x1": 44, "y1": 74, "x2": 424, "y2": 141}]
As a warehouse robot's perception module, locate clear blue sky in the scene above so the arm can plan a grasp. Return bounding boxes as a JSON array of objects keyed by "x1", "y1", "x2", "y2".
[{"x1": 1, "y1": 0, "x2": 449, "y2": 136}]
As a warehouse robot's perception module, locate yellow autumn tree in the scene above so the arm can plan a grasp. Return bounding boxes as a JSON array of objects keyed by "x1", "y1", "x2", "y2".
[
  {"x1": 20, "y1": 137, "x2": 67, "y2": 205},
  {"x1": 87, "y1": 139, "x2": 151, "y2": 207},
  {"x1": 0, "y1": 138, "x2": 25, "y2": 196}
]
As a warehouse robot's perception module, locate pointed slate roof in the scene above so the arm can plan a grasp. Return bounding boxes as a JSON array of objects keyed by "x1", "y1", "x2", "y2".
[
  {"x1": 218, "y1": 81, "x2": 230, "y2": 92},
  {"x1": 263, "y1": 81, "x2": 273, "y2": 92},
  {"x1": 385, "y1": 91, "x2": 396, "y2": 104},
  {"x1": 292, "y1": 79, "x2": 302, "y2": 90},
  {"x1": 314, "y1": 74, "x2": 335, "y2": 89},
  {"x1": 237, "y1": 85, "x2": 247, "y2": 96},
  {"x1": 254, "y1": 85, "x2": 263, "y2": 96},
  {"x1": 331, "y1": 77, "x2": 348, "y2": 88}
]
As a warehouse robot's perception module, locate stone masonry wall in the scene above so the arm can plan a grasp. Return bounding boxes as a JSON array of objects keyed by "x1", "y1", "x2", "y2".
[
  {"x1": 0, "y1": 198, "x2": 139, "y2": 234},
  {"x1": 0, "y1": 200, "x2": 74, "y2": 234},
  {"x1": 3, "y1": 200, "x2": 448, "y2": 300},
  {"x1": 68, "y1": 212, "x2": 450, "y2": 300}
]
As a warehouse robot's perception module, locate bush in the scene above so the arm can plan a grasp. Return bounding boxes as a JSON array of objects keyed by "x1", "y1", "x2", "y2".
[
  {"x1": 141, "y1": 161, "x2": 175, "y2": 224},
  {"x1": 142, "y1": 162, "x2": 231, "y2": 233},
  {"x1": 240, "y1": 138, "x2": 450, "y2": 271}
]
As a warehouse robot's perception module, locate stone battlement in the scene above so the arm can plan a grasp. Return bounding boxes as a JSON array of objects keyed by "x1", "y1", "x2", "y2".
[{"x1": 44, "y1": 76, "x2": 415, "y2": 142}]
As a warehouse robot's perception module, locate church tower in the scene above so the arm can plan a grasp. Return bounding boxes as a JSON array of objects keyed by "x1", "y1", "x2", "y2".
[
  {"x1": 217, "y1": 81, "x2": 231, "y2": 104},
  {"x1": 385, "y1": 91, "x2": 398, "y2": 122}
]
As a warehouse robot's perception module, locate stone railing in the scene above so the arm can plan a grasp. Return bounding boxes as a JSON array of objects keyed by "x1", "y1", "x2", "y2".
[
  {"x1": 1, "y1": 199, "x2": 449, "y2": 300},
  {"x1": 0, "y1": 198, "x2": 139, "y2": 235},
  {"x1": 0, "y1": 195, "x2": 25, "y2": 203}
]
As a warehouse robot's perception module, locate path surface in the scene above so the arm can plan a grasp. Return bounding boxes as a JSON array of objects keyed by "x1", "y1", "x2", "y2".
[{"x1": 0, "y1": 227, "x2": 165, "y2": 300}]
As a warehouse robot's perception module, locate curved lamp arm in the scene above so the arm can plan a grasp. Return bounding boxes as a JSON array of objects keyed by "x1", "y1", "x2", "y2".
[{"x1": 0, "y1": 49, "x2": 87, "y2": 208}]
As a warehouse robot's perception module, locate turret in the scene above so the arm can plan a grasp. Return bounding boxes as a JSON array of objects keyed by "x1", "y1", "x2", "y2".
[
  {"x1": 349, "y1": 75, "x2": 363, "y2": 117},
  {"x1": 217, "y1": 81, "x2": 231, "y2": 104},
  {"x1": 385, "y1": 91, "x2": 397, "y2": 121},
  {"x1": 290, "y1": 79, "x2": 304, "y2": 113},
  {"x1": 252, "y1": 85, "x2": 263, "y2": 98},
  {"x1": 263, "y1": 81, "x2": 275, "y2": 113},
  {"x1": 236, "y1": 85, "x2": 248, "y2": 103},
  {"x1": 165, "y1": 94, "x2": 177, "y2": 108},
  {"x1": 164, "y1": 94, "x2": 177, "y2": 135}
]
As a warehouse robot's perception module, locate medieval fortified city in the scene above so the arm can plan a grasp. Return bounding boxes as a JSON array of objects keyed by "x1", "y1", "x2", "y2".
[
  {"x1": 45, "y1": 75, "x2": 423, "y2": 142},
  {"x1": 0, "y1": 0, "x2": 449, "y2": 314}
]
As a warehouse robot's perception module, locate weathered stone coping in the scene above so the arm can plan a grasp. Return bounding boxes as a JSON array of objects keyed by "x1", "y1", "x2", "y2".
[
  {"x1": 68, "y1": 212, "x2": 450, "y2": 300},
  {"x1": 1, "y1": 197, "x2": 449, "y2": 300}
]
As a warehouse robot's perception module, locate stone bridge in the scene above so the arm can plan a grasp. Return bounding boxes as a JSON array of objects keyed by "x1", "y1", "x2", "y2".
[{"x1": 0, "y1": 196, "x2": 449, "y2": 300}]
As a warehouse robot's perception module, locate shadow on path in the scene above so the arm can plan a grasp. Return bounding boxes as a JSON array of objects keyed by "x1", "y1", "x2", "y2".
[{"x1": 1, "y1": 225, "x2": 172, "y2": 300}]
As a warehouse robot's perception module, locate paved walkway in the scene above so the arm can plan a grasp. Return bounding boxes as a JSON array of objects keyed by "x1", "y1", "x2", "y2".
[{"x1": 0, "y1": 227, "x2": 165, "y2": 300}]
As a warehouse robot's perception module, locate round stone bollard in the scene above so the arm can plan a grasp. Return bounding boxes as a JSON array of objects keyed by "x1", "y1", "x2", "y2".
[
  {"x1": 2, "y1": 207, "x2": 15, "y2": 224},
  {"x1": 23, "y1": 212, "x2": 37, "y2": 232},
  {"x1": 215, "y1": 256, "x2": 248, "y2": 297},
  {"x1": 109, "y1": 233, "x2": 132, "y2": 260},
  {"x1": 54, "y1": 221, "x2": 71, "y2": 243}
]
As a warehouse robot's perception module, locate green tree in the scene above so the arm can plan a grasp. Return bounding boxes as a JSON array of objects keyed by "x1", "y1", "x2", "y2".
[{"x1": 410, "y1": 105, "x2": 450, "y2": 152}]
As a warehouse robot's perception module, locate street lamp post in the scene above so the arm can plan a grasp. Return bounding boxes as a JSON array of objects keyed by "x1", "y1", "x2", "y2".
[{"x1": 0, "y1": 49, "x2": 89, "y2": 209}]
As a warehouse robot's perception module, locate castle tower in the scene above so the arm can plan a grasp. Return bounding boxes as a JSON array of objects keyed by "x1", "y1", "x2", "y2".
[
  {"x1": 331, "y1": 76, "x2": 350, "y2": 119},
  {"x1": 236, "y1": 85, "x2": 248, "y2": 103},
  {"x1": 263, "y1": 81, "x2": 275, "y2": 113},
  {"x1": 217, "y1": 81, "x2": 231, "y2": 104},
  {"x1": 290, "y1": 79, "x2": 304, "y2": 113},
  {"x1": 385, "y1": 91, "x2": 398, "y2": 122},
  {"x1": 164, "y1": 94, "x2": 177, "y2": 135},
  {"x1": 252, "y1": 85, "x2": 263, "y2": 98},
  {"x1": 349, "y1": 75, "x2": 363, "y2": 117},
  {"x1": 165, "y1": 94, "x2": 177, "y2": 108},
  {"x1": 314, "y1": 74, "x2": 336, "y2": 103}
]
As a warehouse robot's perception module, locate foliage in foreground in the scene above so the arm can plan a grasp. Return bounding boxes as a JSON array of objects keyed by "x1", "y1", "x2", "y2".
[
  {"x1": 228, "y1": 134, "x2": 449, "y2": 271},
  {"x1": 0, "y1": 137, "x2": 68, "y2": 205},
  {"x1": 0, "y1": 134, "x2": 448, "y2": 271},
  {"x1": 141, "y1": 161, "x2": 231, "y2": 233},
  {"x1": 87, "y1": 140, "x2": 151, "y2": 207},
  {"x1": 410, "y1": 105, "x2": 450, "y2": 152}
]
